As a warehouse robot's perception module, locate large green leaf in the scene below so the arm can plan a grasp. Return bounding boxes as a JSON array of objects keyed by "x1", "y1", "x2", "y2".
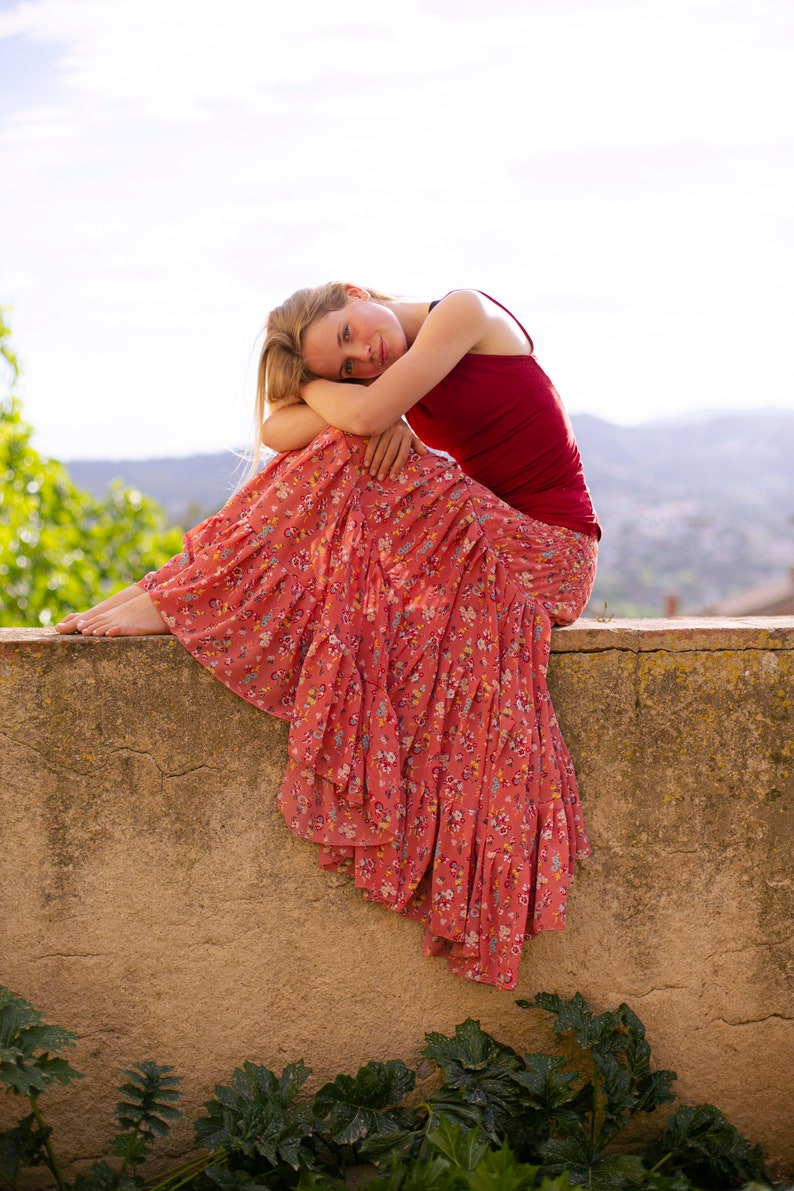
[
  {"x1": 541, "y1": 1136, "x2": 646, "y2": 1190},
  {"x1": 509, "y1": 1054, "x2": 581, "y2": 1122},
  {"x1": 0, "y1": 986, "x2": 82, "y2": 1097},
  {"x1": 364, "y1": 1153, "x2": 459, "y2": 1190},
  {"x1": 424, "y1": 1019, "x2": 523, "y2": 1074},
  {"x1": 195, "y1": 1059, "x2": 316, "y2": 1169},
  {"x1": 519, "y1": 993, "x2": 677, "y2": 1154},
  {"x1": 460, "y1": 1138, "x2": 541, "y2": 1189},
  {"x1": 314, "y1": 1060, "x2": 417, "y2": 1146},
  {"x1": 358, "y1": 1126, "x2": 426, "y2": 1166},
  {"x1": 423, "y1": 1020, "x2": 526, "y2": 1146},
  {"x1": 0, "y1": 1114, "x2": 50, "y2": 1185},
  {"x1": 424, "y1": 1116, "x2": 488, "y2": 1171},
  {"x1": 645, "y1": 1103, "x2": 767, "y2": 1188}
]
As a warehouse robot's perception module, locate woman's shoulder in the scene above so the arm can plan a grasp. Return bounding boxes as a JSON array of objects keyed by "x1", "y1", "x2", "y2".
[
  {"x1": 429, "y1": 290, "x2": 530, "y2": 356},
  {"x1": 430, "y1": 288, "x2": 492, "y2": 314},
  {"x1": 425, "y1": 290, "x2": 499, "y2": 340},
  {"x1": 418, "y1": 290, "x2": 493, "y2": 349}
]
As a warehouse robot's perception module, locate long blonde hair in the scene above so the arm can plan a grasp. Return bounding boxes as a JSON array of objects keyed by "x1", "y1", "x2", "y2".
[{"x1": 254, "y1": 282, "x2": 393, "y2": 458}]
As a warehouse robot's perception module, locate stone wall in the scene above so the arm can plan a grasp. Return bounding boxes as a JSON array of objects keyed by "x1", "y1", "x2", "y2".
[{"x1": 1, "y1": 619, "x2": 792, "y2": 1178}]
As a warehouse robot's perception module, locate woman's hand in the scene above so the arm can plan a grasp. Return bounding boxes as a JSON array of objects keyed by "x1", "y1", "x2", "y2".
[
  {"x1": 261, "y1": 402, "x2": 427, "y2": 479},
  {"x1": 364, "y1": 419, "x2": 428, "y2": 479}
]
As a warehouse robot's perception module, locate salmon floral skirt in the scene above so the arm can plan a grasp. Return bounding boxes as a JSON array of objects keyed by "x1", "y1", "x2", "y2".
[{"x1": 139, "y1": 429, "x2": 598, "y2": 989}]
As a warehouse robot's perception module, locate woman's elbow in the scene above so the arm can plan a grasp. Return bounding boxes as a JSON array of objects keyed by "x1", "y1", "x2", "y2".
[
  {"x1": 259, "y1": 427, "x2": 282, "y2": 451},
  {"x1": 345, "y1": 411, "x2": 389, "y2": 437}
]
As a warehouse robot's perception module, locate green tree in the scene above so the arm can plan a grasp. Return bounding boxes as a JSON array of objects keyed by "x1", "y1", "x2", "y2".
[{"x1": 0, "y1": 307, "x2": 185, "y2": 628}]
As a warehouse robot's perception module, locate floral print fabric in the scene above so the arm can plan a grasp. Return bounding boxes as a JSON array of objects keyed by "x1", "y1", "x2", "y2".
[{"x1": 139, "y1": 429, "x2": 596, "y2": 988}]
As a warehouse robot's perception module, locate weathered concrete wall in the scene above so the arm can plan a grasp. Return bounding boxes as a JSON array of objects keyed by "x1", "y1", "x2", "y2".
[{"x1": 1, "y1": 620, "x2": 792, "y2": 1178}]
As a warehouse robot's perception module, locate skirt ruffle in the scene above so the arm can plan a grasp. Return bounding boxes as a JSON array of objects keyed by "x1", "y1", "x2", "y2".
[{"x1": 140, "y1": 428, "x2": 591, "y2": 988}]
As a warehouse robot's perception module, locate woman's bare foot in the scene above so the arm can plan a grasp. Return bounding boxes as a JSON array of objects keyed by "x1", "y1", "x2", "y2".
[
  {"x1": 56, "y1": 585, "x2": 142, "y2": 633},
  {"x1": 56, "y1": 590, "x2": 169, "y2": 637}
]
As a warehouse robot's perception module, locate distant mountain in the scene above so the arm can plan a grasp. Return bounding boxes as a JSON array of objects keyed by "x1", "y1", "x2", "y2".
[
  {"x1": 572, "y1": 411, "x2": 794, "y2": 614},
  {"x1": 66, "y1": 411, "x2": 794, "y2": 617},
  {"x1": 574, "y1": 411, "x2": 793, "y2": 507},
  {"x1": 67, "y1": 451, "x2": 244, "y2": 525}
]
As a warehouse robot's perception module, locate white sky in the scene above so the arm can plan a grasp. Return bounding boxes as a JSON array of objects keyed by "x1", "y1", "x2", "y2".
[{"x1": 1, "y1": 0, "x2": 792, "y2": 460}]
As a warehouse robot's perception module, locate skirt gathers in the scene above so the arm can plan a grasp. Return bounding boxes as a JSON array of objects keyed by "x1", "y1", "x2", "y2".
[{"x1": 139, "y1": 428, "x2": 597, "y2": 988}]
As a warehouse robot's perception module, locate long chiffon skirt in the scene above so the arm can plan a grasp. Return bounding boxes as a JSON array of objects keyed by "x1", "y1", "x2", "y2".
[{"x1": 139, "y1": 429, "x2": 597, "y2": 988}]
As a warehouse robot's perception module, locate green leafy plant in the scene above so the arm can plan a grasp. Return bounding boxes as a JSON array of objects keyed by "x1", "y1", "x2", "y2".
[
  {"x1": 68, "y1": 1062, "x2": 185, "y2": 1191},
  {"x1": 0, "y1": 983, "x2": 84, "y2": 1189},
  {"x1": 645, "y1": 1104, "x2": 767, "y2": 1189},
  {"x1": 112, "y1": 1062, "x2": 184, "y2": 1170},
  {"x1": 514, "y1": 992, "x2": 678, "y2": 1188},
  {"x1": 195, "y1": 1059, "x2": 317, "y2": 1183},
  {"x1": 0, "y1": 985, "x2": 186, "y2": 1191},
  {"x1": 314, "y1": 1059, "x2": 419, "y2": 1173},
  {"x1": 423, "y1": 1019, "x2": 525, "y2": 1144},
  {"x1": 0, "y1": 984, "x2": 773, "y2": 1190},
  {"x1": 287, "y1": 1120, "x2": 581, "y2": 1191}
]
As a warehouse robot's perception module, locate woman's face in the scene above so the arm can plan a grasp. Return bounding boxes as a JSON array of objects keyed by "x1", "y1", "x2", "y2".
[{"x1": 302, "y1": 288, "x2": 407, "y2": 381}]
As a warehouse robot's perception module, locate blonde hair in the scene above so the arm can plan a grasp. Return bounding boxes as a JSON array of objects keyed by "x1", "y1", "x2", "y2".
[{"x1": 254, "y1": 282, "x2": 393, "y2": 457}]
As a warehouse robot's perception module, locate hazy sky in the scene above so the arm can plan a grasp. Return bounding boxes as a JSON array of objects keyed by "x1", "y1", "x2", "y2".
[{"x1": 1, "y1": 0, "x2": 792, "y2": 460}]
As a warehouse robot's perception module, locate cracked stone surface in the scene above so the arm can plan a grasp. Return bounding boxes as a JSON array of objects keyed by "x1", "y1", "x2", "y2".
[{"x1": 1, "y1": 620, "x2": 792, "y2": 1177}]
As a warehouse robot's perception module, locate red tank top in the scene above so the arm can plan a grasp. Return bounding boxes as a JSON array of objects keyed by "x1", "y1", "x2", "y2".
[{"x1": 405, "y1": 294, "x2": 600, "y2": 538}]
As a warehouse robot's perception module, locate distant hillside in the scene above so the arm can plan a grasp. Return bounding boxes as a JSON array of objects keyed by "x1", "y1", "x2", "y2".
[
  {"x1": 67, "y1": 452, "x2": 244, "y2": 525},
  {"x1": 573, "y1": 411, "x2": 794, "y2": 614},
  {"x1": 66, "y1": 411, "x2": 794, "y2": 617}
]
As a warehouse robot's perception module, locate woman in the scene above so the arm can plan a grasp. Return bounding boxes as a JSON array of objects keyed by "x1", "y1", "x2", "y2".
[
  {"x1": 57, "y1": 283, "x2": 598, "y2": 989},
  {"x1": 259, "y1": 284, "x2": 599, "y2": 625}
]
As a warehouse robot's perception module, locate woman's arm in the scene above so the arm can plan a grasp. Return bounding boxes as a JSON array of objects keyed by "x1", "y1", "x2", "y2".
[
  {"x1": 260, "y1": 402, "x2": 328, "y2": 452},
  {"x1": 260, "y1": 401, "x2": 427, "y2": 479},
  {"x1": 300, "y1": 290, "x2": 492, "y2": 436}
]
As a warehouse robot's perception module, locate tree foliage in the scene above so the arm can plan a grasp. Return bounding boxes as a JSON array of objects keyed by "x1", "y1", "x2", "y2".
[{"x1": 0, "y1": 307, "x2": 184, "y2": 627}]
